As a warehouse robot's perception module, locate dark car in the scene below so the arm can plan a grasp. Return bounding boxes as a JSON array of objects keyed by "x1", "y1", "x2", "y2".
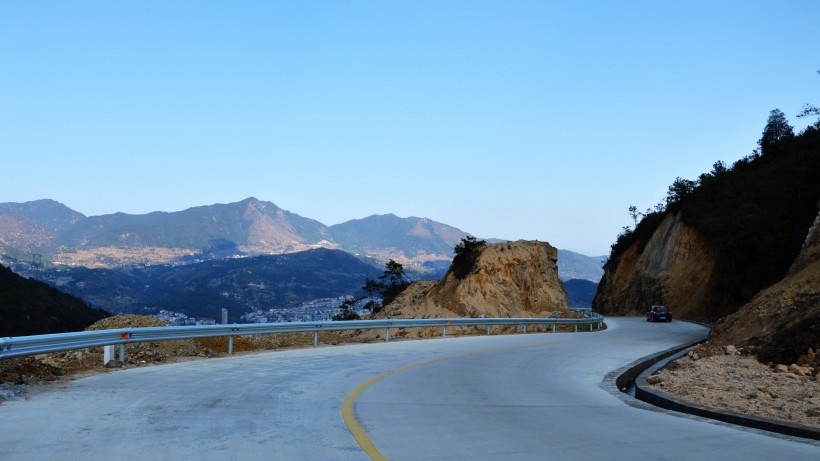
[{"x1": 646, "y1": 305, "x2": 672, "y2": 322}]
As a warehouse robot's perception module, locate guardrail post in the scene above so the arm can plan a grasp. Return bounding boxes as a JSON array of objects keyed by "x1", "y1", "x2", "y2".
[
  {"x1": 228, "y1": 336, "x2": 234, "y2": 355},
  {"x1": 552, "y1": 323, "x2": 556, "y2": 333},
  {"x1": 313, "y1": 330, "x2": 319, "y2": 346},
  {"x1": 385, "y1": 328, "x2": 390, "y2": 342},
  {"x1": 574, "y1": 324, "x2": 578, "y2": 333},
  {"x1": 523, "y1": 324, "x2": 527, "y2": 334},
  {"x1": 486, "y1": 324, "x2": 491, "y2": 335},
  {"x1": 103, "y1": 345, "x2": 115, "y2": 366},
  {"x1": 119, "y1": 331, "x2": 130, "y2": 362}
]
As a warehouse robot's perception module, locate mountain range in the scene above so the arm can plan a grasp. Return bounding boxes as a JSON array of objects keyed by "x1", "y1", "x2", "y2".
[
  {"x1": 0, "y1": 197, "x2": 605, "y2": 282},
  {"x1": 1, "y1": 198, "x2": 604, "y2": 324},
  {"x1": 0, "y1": 197, "x2": 467, "y2": 270},
  {"x1": 556, "y1": 250, "x2": 604, "y2": 282}
]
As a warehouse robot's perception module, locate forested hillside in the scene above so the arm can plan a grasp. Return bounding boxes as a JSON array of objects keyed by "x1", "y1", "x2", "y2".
[
  {"x1": 0, "y1": 264, "x2": 109, "y2": 336},
  {"x1": 33, "y1": 248, "x2": 382, "y2": 321},
  {"x1": 595, "y1": 110, "x2": 820, "y2": 318}
]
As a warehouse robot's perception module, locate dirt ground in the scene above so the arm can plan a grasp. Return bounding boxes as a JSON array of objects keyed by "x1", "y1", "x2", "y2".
[{"x1": 647, "y1": 344, "x2": 820, "y2": 428}]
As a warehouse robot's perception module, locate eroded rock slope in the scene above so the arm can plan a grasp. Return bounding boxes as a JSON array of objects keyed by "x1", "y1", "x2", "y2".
[
  {"x1": 593, "y1": 213, "x2": 721, "y2": 319},
  {"x1": 379, "y1": 240, "x2": 569, "y2": 319}
]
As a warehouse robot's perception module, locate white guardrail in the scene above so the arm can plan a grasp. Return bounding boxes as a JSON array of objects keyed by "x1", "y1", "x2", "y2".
[{"x1": 0, "y1": 315, "x2": 604, "y2": 362}]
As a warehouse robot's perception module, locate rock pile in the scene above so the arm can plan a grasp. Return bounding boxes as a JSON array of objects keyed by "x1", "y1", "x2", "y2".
[
  {"x1": 0, "y1": 314, "x2": 371, "y2": 400},
  {"x1": 648, "y1": 209, "x2": 820, "y2": 428},
  {"x1": 649, "y1": 344, "x2": 820, "y2": 428},
  {"x1": 0, "y1": 315, "x2": 215, "y2": 393},
  {"x1": 47, "y1": 315, "x2": 215, "y2": 371}
]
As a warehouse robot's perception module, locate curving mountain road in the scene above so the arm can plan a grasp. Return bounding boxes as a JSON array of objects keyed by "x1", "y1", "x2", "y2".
[{"x1": 1, "y1": 318, "x2": 818, "y2": 460}]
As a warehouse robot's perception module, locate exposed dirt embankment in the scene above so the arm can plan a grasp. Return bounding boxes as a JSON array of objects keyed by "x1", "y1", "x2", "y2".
[
  {"x1": 361, "y1": 240, "x2": 571, "y2": 341},
  {"x1": 381, "y1": 240, "x2": 568, "y2": 318},
  {"x1": 594, "y1": 213, "x2": 721, "y2": 319},
  {"x1": 649, "y1": 210, "x2": 820, "y2": 429},
  {"x1": 704, "y1": 210, "x2": 820, "y2": 362}
]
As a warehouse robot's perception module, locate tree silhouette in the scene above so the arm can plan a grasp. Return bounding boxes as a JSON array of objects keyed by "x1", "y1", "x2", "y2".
[
  {"x1": 758, "y1": 109, "x2": 794, "y2": 155},
  {"x1": 797, "y1": 70, "x2": 819, "y2": 122},
  {"x1": 333, "y1": 297, "x2": 361, "y2": 321},
  {"x1": 628, "y1": 205, "x2": 639, "y2": 227},
  {"x1": 665, "y1": 177, "x2": 696, "y2": 206},
  {"x1": 452, "y1": 236, "x2": 486, "y2": 279}
]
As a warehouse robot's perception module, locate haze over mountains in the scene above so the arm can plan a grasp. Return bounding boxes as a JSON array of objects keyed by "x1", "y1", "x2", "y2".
[
  {"x1": 0, "y1": 197, "x2": 469, "y2": 270},
  {"x1": 0, "y1": 197, "x2": 604, "y2": 279},
  {"x1": 1, "y1": 197, "x2": 604, "y2": 325}
]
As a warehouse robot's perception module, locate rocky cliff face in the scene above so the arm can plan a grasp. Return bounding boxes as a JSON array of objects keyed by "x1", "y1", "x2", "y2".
[
  {"x1": 592, "y1": 212, "x2": 725, "y2": 320},
  {"x1": 379, "y1": 240, "x2": 568, "y2": 319},
  {"x1": 706, "y1": 209, "x2": 820, "y2": 365}
]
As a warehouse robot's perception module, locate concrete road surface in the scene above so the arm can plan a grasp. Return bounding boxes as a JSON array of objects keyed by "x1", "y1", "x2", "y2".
[{"x1": 1, "y1": 318, "x2": 818, "y2": 460}]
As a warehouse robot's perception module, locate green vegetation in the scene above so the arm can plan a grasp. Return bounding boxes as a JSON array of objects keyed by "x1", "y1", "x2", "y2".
[
  {"x1": 377, "y1": 260, "x2": 410, "y2": 304},
  {"x1": 758, "y1": 109, "x2": 794, "y2": 155},
  {"x1": 0, "y1": 265, "x2": 109, "y2": 336},
  {"x1": 796, "y1": 70, "x2": 820, "y2": 122},
  {"x1": 451, "y1": 236, "x2": 487, "y2": 279},
  {"x1": 360, "y1": 259, "x2": 411, "y2": 314},
  {"x1": 356, "y1": 237, "x2": 488, "y2": 315},
  {"x1": 332, "y1": 297, "x2": 361, "y2": 321},
  {"x1": 609, "y1": 107, "x2": 820, "y2": 306},
  {"x1": 35, "y1": 248, "x2": 382, "y2": 321},
  {"x1": 564, "y1": 278, "x2": 599, "y2": 309}
]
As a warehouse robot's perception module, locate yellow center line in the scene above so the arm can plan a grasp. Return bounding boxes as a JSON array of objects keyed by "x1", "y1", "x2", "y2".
[{"x1": 341, "y1": 338, "x2": 568, "y2": 460}]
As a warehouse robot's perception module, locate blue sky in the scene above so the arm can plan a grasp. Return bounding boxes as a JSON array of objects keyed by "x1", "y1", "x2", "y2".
[{"x1": 1, "y1": 1, "x2": 818, "y2": 256}]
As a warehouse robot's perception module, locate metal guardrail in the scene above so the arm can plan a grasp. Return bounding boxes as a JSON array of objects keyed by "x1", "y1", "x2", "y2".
[{"x1": 0, "y1": 315, "x2": 604, "y2": 361}]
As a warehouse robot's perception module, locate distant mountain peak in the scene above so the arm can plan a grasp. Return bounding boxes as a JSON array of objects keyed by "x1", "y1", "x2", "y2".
[
  {"x1": 239, "y1": 196, "x2": 267, "y2": 207},
  {"x1": 408, "y1": 219, "x2": 434, "y2": 238}
]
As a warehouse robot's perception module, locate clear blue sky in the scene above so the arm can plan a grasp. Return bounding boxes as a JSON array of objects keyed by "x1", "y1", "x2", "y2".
[{"x1": 2, "y1": 1, "x2": 818, "y2": 256}]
